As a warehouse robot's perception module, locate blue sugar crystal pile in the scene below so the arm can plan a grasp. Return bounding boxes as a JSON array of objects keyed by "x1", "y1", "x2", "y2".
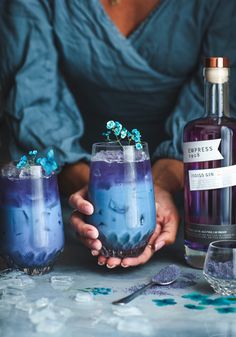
[{"x1": 205, "y1": 260, "x2": 234, "y2": 280}]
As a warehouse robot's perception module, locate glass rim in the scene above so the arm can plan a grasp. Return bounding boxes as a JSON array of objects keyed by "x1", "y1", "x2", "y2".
[
  {"x1": 209, "y1": 240, "x2": 236, "y2": 249},
  {"x1": 0, "y1": 162, "x2": 56, "y2": 179},
  {"x1": 92, "y1": 141, "x2": 148, "y2": 148}
]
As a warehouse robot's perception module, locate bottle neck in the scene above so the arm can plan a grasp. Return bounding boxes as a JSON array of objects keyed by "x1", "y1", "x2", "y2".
[{"x1": 204, "y1": 78, "x2": 230, "y2": 118}]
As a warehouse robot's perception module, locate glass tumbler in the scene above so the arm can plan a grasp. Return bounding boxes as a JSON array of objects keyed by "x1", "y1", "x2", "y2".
[
  {"x1": 87, "y1": 142, "x2": 156, "y2": 258},
  {"x1": 0, "y1": 163, "x2": 64, "y2": 275},
  {"x1": 203, "y1": 240, "x2": 236, "y2": 295}
]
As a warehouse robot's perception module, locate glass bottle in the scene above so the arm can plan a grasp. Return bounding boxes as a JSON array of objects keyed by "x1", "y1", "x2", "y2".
[{"x1": 183, "y1": 57, "x2": 236, "y2": 269}]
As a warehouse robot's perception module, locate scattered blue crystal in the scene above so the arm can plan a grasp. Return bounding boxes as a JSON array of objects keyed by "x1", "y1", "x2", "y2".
[
  {"x1": 184, "y1": 304, "x2": 206, "y2": 310},
  {"x1": 84, "y1": 287, "x2": 112, "y2": 296},
  {"x1": 216, "y1": 307, "x2": 236, "y2": 314},
  {"x1": 199, "y1": 298, "x2": 231, "y2": 306},
  {"x1": 182, "y1": 292, "x2": 209, "y2": 302},
  {"x1": 152, "y1": 298, "x2": 177, "y2": 307}
]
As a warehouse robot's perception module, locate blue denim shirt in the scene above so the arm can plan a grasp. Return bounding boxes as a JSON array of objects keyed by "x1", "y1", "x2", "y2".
[{"x1": 0, "y1": 0, "x2": 236, "y2": 165}]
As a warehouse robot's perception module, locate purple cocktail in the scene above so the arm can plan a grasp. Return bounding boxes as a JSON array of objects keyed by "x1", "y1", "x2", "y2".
[
  {"x1": 0, "y1": 164, "x2": 64, "y2": 275},
  {"x1": 88, "y1": 142, "x2": 156, "y2": 258}
]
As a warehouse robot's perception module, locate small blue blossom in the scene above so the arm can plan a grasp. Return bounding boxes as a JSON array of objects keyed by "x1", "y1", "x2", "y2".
[
  {"x1": 134, "y1": 135, "x2": 141, "y2": 142},
  {"x1": 29, "y1": 150, "x2": 38, "y2": 156},
  {"x1": 114, "y1": 127, "x2": 121, "y2": 136},
  {"x1": 135, "y1": 142, "x2": 143, "y2": 150},
  {"x1": 103, "y1": 120, "x2": 143, "y2": 150},
  {"x1": 120, "y1": 128, "x2": 127, "y2": 139},
  {"x1": 115, "y1": 121, "x2": 122, "y2": 132},
  {"x1": 16, "y1": 155, "x2": 28, "y2": 169},
  {"x1": 127, "y1": 131, "x2": 132, "y2": 139},
  {"x1": 131, "y1": 129, "x2": 140, "y2": 137},
  {"x1": 16, "y1": 149, "x2": 58, "y2": 175},
  {"x1": 106, "y1": 120, "x2": 115, "y2": 129},
  {"x1": 102, "y1": 131, "x2": 111, "y2": 140},
  {"x1": 36, "y1": 149, "x2": 58, "y2": 176}
]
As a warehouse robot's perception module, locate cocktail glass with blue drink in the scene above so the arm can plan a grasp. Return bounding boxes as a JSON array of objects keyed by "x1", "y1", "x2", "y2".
[
  {"x1": 0, "y1": 151, "x2": 64, "y2": 275},
  {"x1": 88, "y1": 139, "x2": 156, "y2": 258}
]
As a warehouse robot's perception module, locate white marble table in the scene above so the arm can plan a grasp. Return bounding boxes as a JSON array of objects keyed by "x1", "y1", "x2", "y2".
[{"x1": 0, "y1": 229, "x2": 236, "y2": 337}]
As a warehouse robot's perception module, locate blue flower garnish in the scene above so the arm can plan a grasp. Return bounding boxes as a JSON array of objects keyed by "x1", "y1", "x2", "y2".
[
  {"x1": 16, "y1": 155, "x2": 28, "y2": 169},
  {"x1": 36, "y1": 149, "x2": 58, "y2": 176},
  {"x1": 103, "y1": 120, "x2": 143, "y2": 150},
  {"x1": 16, "y1": 149, "x2": 58, "y2": 176}
]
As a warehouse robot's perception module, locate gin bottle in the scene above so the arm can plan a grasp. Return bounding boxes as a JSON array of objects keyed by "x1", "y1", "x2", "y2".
[{"x1": 183, "y1": 57, "x2": 236, "y2": 269}]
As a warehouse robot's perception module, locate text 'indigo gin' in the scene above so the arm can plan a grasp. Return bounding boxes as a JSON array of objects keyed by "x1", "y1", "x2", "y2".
[{"x1": 183, "y1": 57, "x2": 236, "y2": 269}]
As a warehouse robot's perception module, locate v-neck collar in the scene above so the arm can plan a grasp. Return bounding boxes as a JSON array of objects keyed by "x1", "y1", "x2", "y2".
[
  {"x1": 89, "y1": 0, "x2": 181, "y2": 87},
  {"x1": 97, "y1": 0, "x2": 165, "y2": 42}
]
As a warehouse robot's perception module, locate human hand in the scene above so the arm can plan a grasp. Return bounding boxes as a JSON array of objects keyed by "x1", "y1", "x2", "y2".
[
  {"x1": 69, "y1": 185, "x2": 179, "y2": 268},
  {"x1": 69, "y1": 186, "x2": 102, "y2": 253},
  {"x1": 152, "y1": 185, "x2": 180, "y2": 248}
]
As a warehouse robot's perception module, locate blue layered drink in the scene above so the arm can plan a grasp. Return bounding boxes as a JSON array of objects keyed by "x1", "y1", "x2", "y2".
[
  {"x1": 88, "y1": 142, "x2": 156, "y2": 257},
  {"x1": 0, "y1": 164, "x2": 64, "y2": 275}
]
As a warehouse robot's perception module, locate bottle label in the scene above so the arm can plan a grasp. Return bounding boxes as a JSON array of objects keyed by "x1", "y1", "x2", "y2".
[
  {"x1": 185, "y1": 224, "x2": 236, "y2": 245},
  {"x1": 189, "y1": 165, "x2": 236, "y2": 191},
  {"x1": 183, "y1": 139, "x2": 223, "y2": 163}
]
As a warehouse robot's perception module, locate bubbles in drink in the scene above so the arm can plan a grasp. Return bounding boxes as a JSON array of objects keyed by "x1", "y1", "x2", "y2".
[{"x1": 108, "y1": 199, "x2": 129, "y2": 214}]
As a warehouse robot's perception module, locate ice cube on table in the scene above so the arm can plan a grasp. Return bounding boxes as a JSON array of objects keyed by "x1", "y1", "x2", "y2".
[
  {"x1": 2, "y1": 287, "x2": 26, "y2": 304},
  {"x1": 7, "y1": 275, "x2": 35, "y2": 289},
  {"x1": 113, "y1": 306, "x2": 142, "y2": 317},
  {"x1": 117, "y1": 317, "x2": 153, "y2": 336},
  {"x1": 0, "y1": 302, "x2": 12, "y2": 318},
  {"x1": 15, "y1": 299, "x2": 34, "y2": 312},
  {"x1": 29, "y1": 303, "x2": 72, "y2": 324},
  {"x1": 50, "y1": 275, "x2": 73, "y2": 290},
  {"x1": 35, "y1": 297, "x2": 49, "y2": 308},
  {"x1": 75, "y1": 291, "x2": 94, "y2": 303},
  {"x1": 36, "y1": 319, "x2": 64, "y2": 334}
]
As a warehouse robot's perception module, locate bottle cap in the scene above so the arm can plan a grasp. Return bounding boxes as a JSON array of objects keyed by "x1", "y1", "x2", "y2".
[{"x1": 204, "y1": 57, "x2": 229, "y2": 68}]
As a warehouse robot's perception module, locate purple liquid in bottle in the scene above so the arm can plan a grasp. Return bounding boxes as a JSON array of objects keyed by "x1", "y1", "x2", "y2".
[
  {"x1": 184, "y1": 57, "x2": 236, "y2": 268},
  {"x1": 184, "y1": 118, "x2": 236, "y2": 252}
]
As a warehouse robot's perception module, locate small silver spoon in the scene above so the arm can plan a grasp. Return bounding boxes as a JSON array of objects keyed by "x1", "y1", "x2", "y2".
[{"x1": 112, "y1": 264, "x2": 180, "y2": 305}]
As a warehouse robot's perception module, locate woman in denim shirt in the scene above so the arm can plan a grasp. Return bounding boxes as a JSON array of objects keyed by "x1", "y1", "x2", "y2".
[{"x1": 0, "y1": 0, "x2": 236, "y2": 268}]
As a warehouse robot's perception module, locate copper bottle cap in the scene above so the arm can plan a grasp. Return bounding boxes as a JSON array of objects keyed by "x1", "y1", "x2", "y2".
[{"x1": 204, "y1": 57, "x2": 229, "y2": 68}]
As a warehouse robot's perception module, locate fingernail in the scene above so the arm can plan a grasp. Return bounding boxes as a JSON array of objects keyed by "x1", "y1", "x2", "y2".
[
  {"x1": 82, "y1": 204, "x2": 93, "y2": 214},
  {"x1": 91, "y1": 250, "x2": 98, "y2": 256},
  {"x1": 121, "y1": 263, "x2": 129, "y2": 268},
  {"x1": 154, "y1": 241, "x2": 165, "y2": 251},
  {"x1": 98, "y1": 261, "x2": 105, "y2": 266},
  {"x1": 87, "y1": 230, "x2": 98, "y2": 239},
  {"x1": 106, "y1": 264, "x2": 116, "y2": 269}
]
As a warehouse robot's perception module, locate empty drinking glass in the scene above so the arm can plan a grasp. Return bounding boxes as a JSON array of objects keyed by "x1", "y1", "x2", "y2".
[{"x1": 203, "y1": 240, "x2": 236, "y2": 295}]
